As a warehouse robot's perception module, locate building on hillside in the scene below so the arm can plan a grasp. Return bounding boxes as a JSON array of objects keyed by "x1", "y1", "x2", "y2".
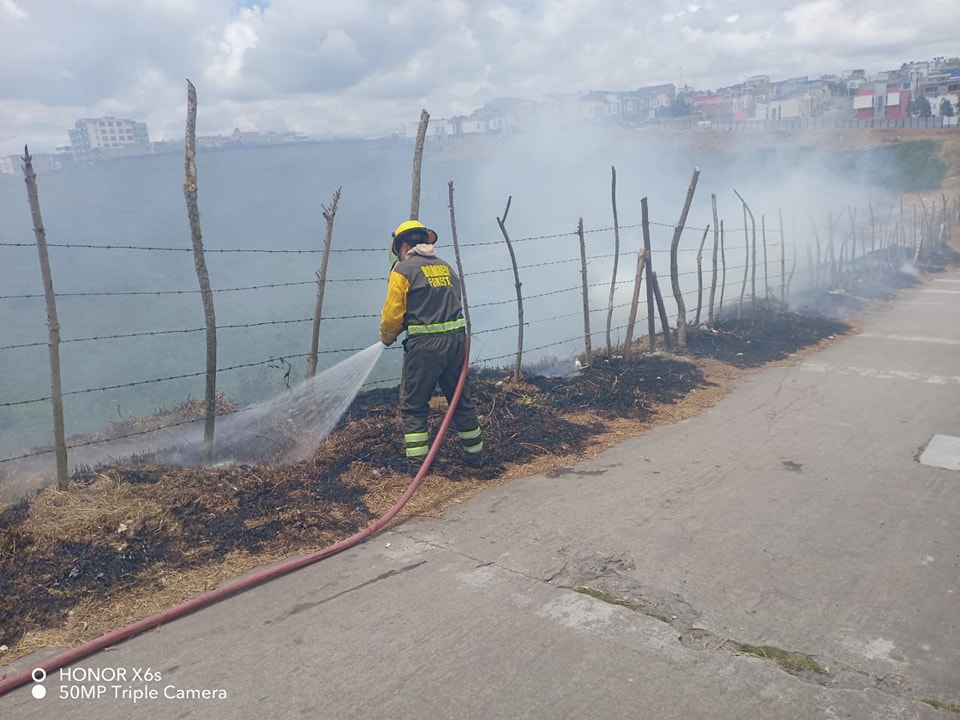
[
  {"x1": 854, "y1": 81, "x2": 910, "y2": 120},
  {"x1": 68, "y1": 117, "x2": 150, "y2": 163},
  {"x1": 402, "y1": 116, "x2": 455, "y2": 139},
  {"x1": 228, "y1": 128, "x2": 310, "y2": 145},
  {"x1": 755, "y1": 88, "x2": 828, "y2": 121},
  {"x1": 921, "y1": 64, "x2": 960, "y2": 99},
  {"x1": 577, "y1": 91, "x2": 622, "y2": 123},
  {"x1": 773, "y1": 76, "x2": 810, "y2": 98},
  {"x1": 817, "y1": 74, "x2": 848, "y2": 97},
  {"x1": 617, "y1": 83, "x2": 676, "y2": 123},
  {"x1": 473, "y1": 96, "x2": 533, "y2": 133},
  {"x1": 401, "y1": 114, "x2": 492, "y2": 141},
  {"x1": 450, "y1": 115, "x2": 485, "y2": 136},
  {"x1": 691, "y1": 89, "x2": 754, "y2": 122},
  {"x1": 1, "y1": 152, "x2": 66, "y2": 173}
]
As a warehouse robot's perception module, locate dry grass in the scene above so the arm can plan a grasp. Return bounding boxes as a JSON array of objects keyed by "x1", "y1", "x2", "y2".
[{"x1": 0, "y1": 265, "x2": 948, "y2": 669}]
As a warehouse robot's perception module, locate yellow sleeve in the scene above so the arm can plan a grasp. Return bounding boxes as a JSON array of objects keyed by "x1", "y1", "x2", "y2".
[{"x1": 379, "y1": 270, "x2": 409, "y2": 345}]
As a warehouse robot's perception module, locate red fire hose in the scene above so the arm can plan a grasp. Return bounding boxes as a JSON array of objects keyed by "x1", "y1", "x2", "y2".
[{"x1": 0, "y1": 338, "x2": 472, "y2": 696}]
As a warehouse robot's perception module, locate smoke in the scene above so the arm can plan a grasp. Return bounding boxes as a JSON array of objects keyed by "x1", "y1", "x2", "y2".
[{"x1": 0, "y1": 128, "x2": 937, "y2": 478}]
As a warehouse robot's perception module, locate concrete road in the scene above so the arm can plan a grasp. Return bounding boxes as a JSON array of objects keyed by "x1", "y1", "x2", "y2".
[{"x1": 2, "y1": 271, "x2": 958, "y2": 719}]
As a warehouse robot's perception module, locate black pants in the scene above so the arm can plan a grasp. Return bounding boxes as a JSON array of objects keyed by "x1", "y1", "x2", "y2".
[{"x1": 400, "y1": 332, "x2": 482, "y2": 460}]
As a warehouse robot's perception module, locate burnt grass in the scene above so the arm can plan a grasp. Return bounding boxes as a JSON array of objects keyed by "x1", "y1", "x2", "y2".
[{"x1": 0, "y1": 286, "x2": 908, "y2": 654}]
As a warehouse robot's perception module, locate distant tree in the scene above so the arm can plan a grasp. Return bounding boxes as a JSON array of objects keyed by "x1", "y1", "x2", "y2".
[
  {"x1": 940, "y1": 98, "x2": 955, "y2": 117},
  {"x1": 909, "y1": 94, "x2": 932, "y2": 117}
]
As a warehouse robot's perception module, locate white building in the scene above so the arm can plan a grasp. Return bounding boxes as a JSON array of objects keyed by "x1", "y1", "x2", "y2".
[
  {"x1": 755, "y1": 88, "x2": 829, "y2": 121},
  {"x1": 403, "y1": 115, "x2": 489, "y2": 140},
  {"x1": 69, "y1": 117, "x2": 150, "y2": 163}
]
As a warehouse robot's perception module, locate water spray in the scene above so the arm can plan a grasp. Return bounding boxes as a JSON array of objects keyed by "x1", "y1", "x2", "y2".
[{"x1": 0, "y1": 336, "x2": 471, "y2": 697}]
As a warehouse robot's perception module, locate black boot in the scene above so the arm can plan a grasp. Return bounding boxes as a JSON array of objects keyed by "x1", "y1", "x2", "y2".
[{"x1": 462, "y1": 452, "x2": 484, "y2": 469}]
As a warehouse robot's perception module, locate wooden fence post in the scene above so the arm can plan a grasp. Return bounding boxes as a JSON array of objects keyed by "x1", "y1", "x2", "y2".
[
  {"x1": 448, "y1": 181, "x2": 473, "y2": 336},
  {"x1": 761, "y1": 214, "x2": 768, "y2": 299},
  {"x1": 669, "y1": 167, "x2": 700, "y2": 347},
  {"x1": 733, "y1": 188, "x2": 755, "y2": 314},
  {"x1": 306, "y1": 187, "x2": 341, "y2": 379},
  {"x1": 497, "y1": 197, "x2": 524, "y2": 381},
  {"x1": 605, "y1": 165, "x2": 621, "y2": 357},
  {"x1": 650, "y1": 271, "x2": 673, "y2": 351},
  {"x1": 183, "y1": 79, "x2": 218, "y2": 462},
  {"x1": 642, "y1": 198, "x2": 656, "y2": 352},
  {"x1": 709, "y1": 194, "x2": 719, "y2": 327},
  {"x1": 736, "y1": 193, "x2": 749, "y2": 319},
  {"x1": 577, "y1": 217, "x2": 592, "y2": 366},
  {"x1": 410, "y1": 109, "x2": 430, "y2": 220},
  {"x1": 21, "y1": 146, "x2": 69, "y2": 490},
  {"x1": 718, "y1": 220, "x2": 726, "y2": 320},
  {"x1": 694, "y1": 223, "x2": 710, "y2": 325},
  {"x1": 779, "y1": 208, "x2": 792, "y2": 302}
]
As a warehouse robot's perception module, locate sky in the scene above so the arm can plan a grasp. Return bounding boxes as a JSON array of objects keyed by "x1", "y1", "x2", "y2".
[{"x1": 1, "y1": 0, "x2": 958, "y2": 155}]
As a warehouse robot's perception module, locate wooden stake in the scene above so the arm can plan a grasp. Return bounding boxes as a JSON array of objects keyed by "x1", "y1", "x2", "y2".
[
  {"x1": 650, "y1": 271, "x2": 673, "y2": 351},
  {"x1": 605, "y1": 165, "x2": 621, "y2": 357},
  {"x1": 21, "y1": 146, "x2": 69, "y2": 490},
  {"x1": 496, "y1": 197, "x2": 524, "y2": 381},
  {"x1": 622, "y1": 247, "x2": 647, "y2": 362},
  {"x1": 761, "y1": 214, "x2": 768, "y2": 299},
  {"x1": 733, "y1": 188, "x2": 755, "y2": 315},
  {"x1": 642, "y1": 198, "x2": 656, "y2": 353},
  {"x1": 183, "y1": 79, "x2": 218, "y2": 462},
  {"x1": 694, "y1": 224, "x2": 709, "y2": 325},
  {"x1": 669, "y1": 167, "x2": 700, "y2": 347},
  {"x1": 718, "y1": 220, "x2": 727, "y2": 320},
  {"x1": 577, "y1": 217, "x2": 592, "y2": 366},
  {"x1": 448, "y1": 181, "x2": 473, "y2": 336},
  {"x1": 709, "y1": 194, "x2": 719, "y2": 327},
  {"x1": 306, "y1": 187, "x2": 341, "y2": 378},
  {"x1": 410, "y1": 109, "x2": 430, "y2": 220}
]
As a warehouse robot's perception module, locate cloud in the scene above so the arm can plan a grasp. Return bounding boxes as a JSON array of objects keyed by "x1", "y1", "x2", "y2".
[
  {"x1": 0, "y1": 0, "x2": 27, "y2": 20},
  {"x1": 205, "y1": 7, "x2": 266, "y2": 92},
  {"x1": 1, "y1": 0, "x2": 959, "y2": 154}
]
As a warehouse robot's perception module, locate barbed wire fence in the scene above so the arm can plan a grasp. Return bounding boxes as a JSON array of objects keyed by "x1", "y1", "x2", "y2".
[{"x1": 2, "y1": 172, "x2": 956, "y2": 472}]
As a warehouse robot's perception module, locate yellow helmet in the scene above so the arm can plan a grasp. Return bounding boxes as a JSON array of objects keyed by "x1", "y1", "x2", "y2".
[{"x1": 390, "y1": 220, "x2": 438, "y2": 260}]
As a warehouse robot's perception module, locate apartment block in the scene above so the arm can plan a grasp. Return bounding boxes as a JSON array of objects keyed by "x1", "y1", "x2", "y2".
[{"x1": 69, "y1": 117, "x2": 150, "y2": 163}]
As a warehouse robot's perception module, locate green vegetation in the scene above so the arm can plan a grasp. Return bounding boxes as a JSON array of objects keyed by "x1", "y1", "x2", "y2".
[
  {"x1": 732, "y1": 642, "x2": 827, "y2": 675},
  {"x1": 841, "y1": 140, "x2": 947, "y2": 193},
  {"x1": 908, "y1": 95, "x2": 933, "y2": 118},
  {"x1": 921, "y1": 698, "x2": 960, "y2": 713},
  {"x1": 573, "y1": 586, "x2": 671, "y2": 624}
]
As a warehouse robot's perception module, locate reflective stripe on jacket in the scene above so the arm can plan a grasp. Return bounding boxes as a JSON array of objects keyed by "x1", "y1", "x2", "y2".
[{"x1": 380, "y1": 252, "x2": 465, "y2": 344}]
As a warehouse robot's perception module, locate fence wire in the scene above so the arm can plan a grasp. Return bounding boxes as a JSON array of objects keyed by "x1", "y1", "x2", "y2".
[{"x1": 0, "y1": 200, "x2": 918, "y2": 465}]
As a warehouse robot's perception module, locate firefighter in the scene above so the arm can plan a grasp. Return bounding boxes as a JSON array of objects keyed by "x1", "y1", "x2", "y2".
[{"x1": 379, "y1": 219, "x2": 484, "y2": 475}]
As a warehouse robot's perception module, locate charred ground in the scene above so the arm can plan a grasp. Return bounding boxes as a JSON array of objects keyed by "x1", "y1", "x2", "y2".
[
  {"x1": 0, "y1": 290, "x2": 864, "y2": 662},
  {"x1": 0, "y1": 265, "x2": 949, "y2": 666}
]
